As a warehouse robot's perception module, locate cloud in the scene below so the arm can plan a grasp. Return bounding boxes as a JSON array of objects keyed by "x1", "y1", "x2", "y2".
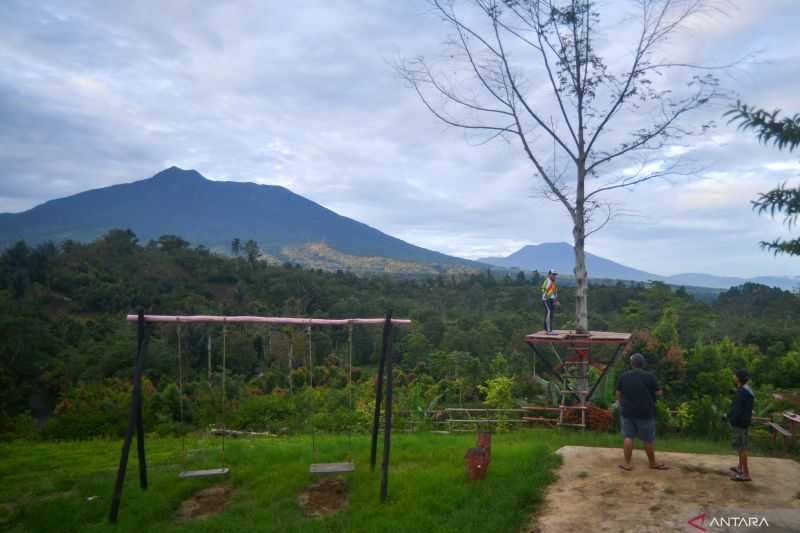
[
  {"x1": 0, "y1": 0, "x2": 799, "y2": 278},
  {"x1": 764, "y1": 161, "x2": 800, "y2": 171}
]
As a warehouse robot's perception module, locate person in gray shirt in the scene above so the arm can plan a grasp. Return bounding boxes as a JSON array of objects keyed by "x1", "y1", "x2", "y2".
[{"x1": 616, "y1": 353, "x2": 668, "y2": 471}]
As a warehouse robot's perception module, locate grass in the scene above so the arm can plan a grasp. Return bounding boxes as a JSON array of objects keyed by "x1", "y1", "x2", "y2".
[{"x1": 0, "y1": 428, "x2": 775, "y2": 533}]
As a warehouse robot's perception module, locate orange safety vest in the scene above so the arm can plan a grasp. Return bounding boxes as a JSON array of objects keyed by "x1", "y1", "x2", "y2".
[{"x1": 541, "y1": 278, "x2": 557, "y2": 300}]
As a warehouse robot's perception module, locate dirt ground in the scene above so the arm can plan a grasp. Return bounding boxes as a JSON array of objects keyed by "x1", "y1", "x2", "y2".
[
  {"x1": 175, "y1": 484, "x2": 233, "y2": 521},
  {"x1": 528, "y1": 446, "x2": 800, "y2": 533},
  {"x1": 297, "y1": 477, "x2": 348, "y2": 518}
]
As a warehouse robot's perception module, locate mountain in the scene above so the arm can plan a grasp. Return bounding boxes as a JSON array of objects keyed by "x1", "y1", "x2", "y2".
[
  {"x1": 480, "y1": 242, "x2": 657, "y2": 282},
  {"x1": 480, "y1": 243, "x2": 800, "y2": 291},
  {"x1": 662, "y1": 273, "x2": 800, "y2": 291},
  {"x1": 0, "y1": 167, "x2": 479, "y2": 269}
]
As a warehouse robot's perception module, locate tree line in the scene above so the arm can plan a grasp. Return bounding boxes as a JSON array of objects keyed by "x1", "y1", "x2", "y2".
[{"x1": 1, "y1": 229, "x2": 798, "y2": 440}]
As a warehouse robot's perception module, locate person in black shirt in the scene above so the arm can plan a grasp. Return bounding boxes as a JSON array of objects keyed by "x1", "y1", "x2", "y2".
[
  {"x1": 616, "y1": 353, "x2": 668, "y2": 471},
  {"x1": 727, "y1": 368, "x2": 754, "y2": 482}
]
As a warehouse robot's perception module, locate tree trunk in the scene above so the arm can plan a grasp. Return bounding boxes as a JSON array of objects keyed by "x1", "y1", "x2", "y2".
[
  {"x1": 573, "y1": 223, "x2": 589, "y2": 333},
  {"x1": 574, "y1": 164, "x2": 589, "y2": 333}
]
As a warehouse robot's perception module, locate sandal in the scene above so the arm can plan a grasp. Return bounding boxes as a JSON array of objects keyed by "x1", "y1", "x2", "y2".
[
  {"x1": 732, "y1": 474, "x2": 751, "y2": 482},
  {"x1": 619, "y1": 464, "x2": 633, "y2": 471},
  {"x1": 649, "y1": 463, "x2": 669, "y2": 470}
]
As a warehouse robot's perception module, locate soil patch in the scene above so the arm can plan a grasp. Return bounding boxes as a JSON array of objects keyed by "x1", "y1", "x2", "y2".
[
  {"x1": 528, "y1": 446, "x2": 800, "y2": 533},
  {"x1": 297, "y1": 477, "x2": 348, "y2": 518},
  {"x1": 175, "y1": 484, "x2": 233, "y2": 521},
  {"x1": 0, "y1": 502, "x2": 16, "y2": 524}
]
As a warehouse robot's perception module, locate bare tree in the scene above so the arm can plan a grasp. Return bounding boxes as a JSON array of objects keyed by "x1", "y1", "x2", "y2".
[{"x1": 399, "y1": 0, "x2": 726, "y2": 332}]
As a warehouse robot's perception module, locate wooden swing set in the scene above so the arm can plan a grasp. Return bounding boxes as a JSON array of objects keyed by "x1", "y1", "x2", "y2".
[{"x1": 109, "y1": 310, "x2": 410, "y2": 523}]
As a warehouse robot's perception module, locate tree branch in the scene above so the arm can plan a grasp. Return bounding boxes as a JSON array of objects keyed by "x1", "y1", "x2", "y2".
[
  {"x1": 407, "y1": 78, "x2": 519, "y2": 134},
  {"x1": 489, "y1": 5, "x2": 579, "y2": 162},
  {"x1": 726, "y1": 102, "x2": 800, "y2": 152},
  {"x1": 531, "y1": 4, "x2": 579, "y2": 146},
  {"x1": 586, "y1": 88, "x2": 713, "y2": 173}
]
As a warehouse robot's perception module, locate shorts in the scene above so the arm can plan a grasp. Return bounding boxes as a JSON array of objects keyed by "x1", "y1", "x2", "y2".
[
  {"x1": 731, "y1": 426, "x2": 748, "y2": 452},
  {"x1": 621, "y1": 417, "x2": 656, "y2": 443}
]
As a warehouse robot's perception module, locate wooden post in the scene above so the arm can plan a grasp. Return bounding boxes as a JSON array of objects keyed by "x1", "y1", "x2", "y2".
[
  {"x1": 135, "y1": 334, "x2": 148, "y2": 490},
  {"x1": 109, "y1": 311, "x2": 150, "y2": 523},
  {"x1": 380, "y1": 314, "x2": 395, "y2": 503},
  {"x1": 371, "y1": 310, "x2": 392, "y2": 472}
]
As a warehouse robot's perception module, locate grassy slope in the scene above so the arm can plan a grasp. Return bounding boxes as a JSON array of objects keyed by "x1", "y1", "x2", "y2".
[{"x1": 0, "y1": 430, "x2": 747, "y2": 533}]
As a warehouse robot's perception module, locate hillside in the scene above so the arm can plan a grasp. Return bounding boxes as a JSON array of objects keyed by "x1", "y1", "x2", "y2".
[
  {"x1": 272, "y1": 242, "x2": 478, "y2": 276},
  {"x1": 0, "y1": 167, "x2": 479, "y2": 270}
]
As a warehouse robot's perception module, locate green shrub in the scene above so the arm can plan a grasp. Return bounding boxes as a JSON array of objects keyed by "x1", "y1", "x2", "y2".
[
  {"x1": 231, "y1": 393, "x2": 298, "y2": 432},
  {"x1": 40, "y1": 378, "x2": 157, "y2": 440},
  {"x1": 479, "y1": 376, "x2": 515, "y2": 431},
  {"x1": 686, "y1": 395, "x2": 729, "y2": 440},
  {"x1": 672, "y1": 402, "x2": 691, "y2": 431},
  {"x1": 655, "y1": 399, "x2": 672, "y2": 434},
  {"x1": 0, "y1": 413, "x2": 39, "y2": 441}
]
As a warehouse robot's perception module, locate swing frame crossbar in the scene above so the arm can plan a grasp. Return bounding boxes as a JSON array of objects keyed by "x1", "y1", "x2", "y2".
[
  {"x1": 125, "y1": 314, "x2": 411, "y2": 326},
  {"x1": 110, "y1": 311, "x2": 410, "y2": 524}
]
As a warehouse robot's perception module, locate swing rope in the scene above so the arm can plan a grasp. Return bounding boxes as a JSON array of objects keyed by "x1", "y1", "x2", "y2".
[
  {"x1": 307, "y1": 325, "x2": 313, "y2": 389},
  {"x1": 177, "y1": 321, "x2": 185, "y2": 463},
  {"x1": 346, "y1": 323, "x2": 353, "y2": 461},
  {"x1": 221, "y1": 320, "x2": 227, "y2": 464},
  {"x1": 308, "y1": 325, "x2": 317, "y2": 463},
  {"x1": 266, "y1": 326, "x2": 271, "y2": 370},
  {"x1": 307, "y1": 322, "x2": 356, "y2": 474},
  {"x1": 348, "y1": 324, "x2": 353, "y2": 409},
  {"x1": 174, "y1": 320, "x2": 230, "y2": 479}
]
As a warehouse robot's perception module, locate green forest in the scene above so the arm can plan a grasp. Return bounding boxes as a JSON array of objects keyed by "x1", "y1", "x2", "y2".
[{"x1": 2, "y1": 229, "x2": 799, "y2": 442}]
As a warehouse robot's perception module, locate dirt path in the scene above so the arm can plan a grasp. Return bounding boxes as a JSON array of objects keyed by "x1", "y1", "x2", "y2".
[{"x1": 528, "y1": 446, "x2": 800, "y2": 533}]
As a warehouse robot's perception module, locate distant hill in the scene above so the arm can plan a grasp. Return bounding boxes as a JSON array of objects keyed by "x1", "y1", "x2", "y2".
[
  {"x1": 480, "y1": 242, "x2": 656, "y2": 282},
  {"x1": 480, "y1": 243, "x2": 800, "y2": 291},
  {"x1": 0, "y1": 167, "x2": 480, "y2": 271}
]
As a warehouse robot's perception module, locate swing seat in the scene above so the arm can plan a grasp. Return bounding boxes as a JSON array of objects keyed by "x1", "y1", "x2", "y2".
[
  {"x1": 309, "y1": 462, "x2": 355, "y2": 474},
  {"x1": 178, "y1": 467, "x2": 230, "y2": 479}
]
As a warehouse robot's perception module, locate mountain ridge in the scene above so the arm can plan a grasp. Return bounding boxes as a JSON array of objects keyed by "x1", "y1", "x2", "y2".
[
  {"x1": 0, "y1": 167, "x2": 479, "y2": 269},
  {"x1": 3, "y1": 167, "x2": 796, "y2": 290},
  {"x1": 479, "y1": 243, "x2": 800, "y2": 291}
]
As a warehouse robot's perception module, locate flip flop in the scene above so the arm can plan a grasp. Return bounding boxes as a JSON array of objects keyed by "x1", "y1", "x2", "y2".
[
  {"x1": 649, "y1": 463, "x2": 669, "y2": 470},
  {"x1": 732, "y1": 474, "x2": 751, "y2": 482},
  {"x1": 619, "y1": 464, "x2": 633, "y2": 471}
]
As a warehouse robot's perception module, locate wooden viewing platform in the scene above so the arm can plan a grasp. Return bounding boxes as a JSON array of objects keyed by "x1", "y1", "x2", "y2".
[
  {"x1": 525, "y1": 329, "x2": 632, "y2": 430},
  {"x1": 526, "y1": 330, "x2": 631, "y2": 345}
]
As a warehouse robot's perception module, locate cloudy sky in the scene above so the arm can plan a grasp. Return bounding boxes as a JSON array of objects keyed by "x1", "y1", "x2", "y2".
[{"x1": 1, "y1": 0, "x2": 799, "y2": 277}]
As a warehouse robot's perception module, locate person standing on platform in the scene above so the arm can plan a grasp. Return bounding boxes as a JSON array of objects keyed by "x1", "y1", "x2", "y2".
[{"x1": 541, "y1": 269, "x2": 558, "y2": 334}]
